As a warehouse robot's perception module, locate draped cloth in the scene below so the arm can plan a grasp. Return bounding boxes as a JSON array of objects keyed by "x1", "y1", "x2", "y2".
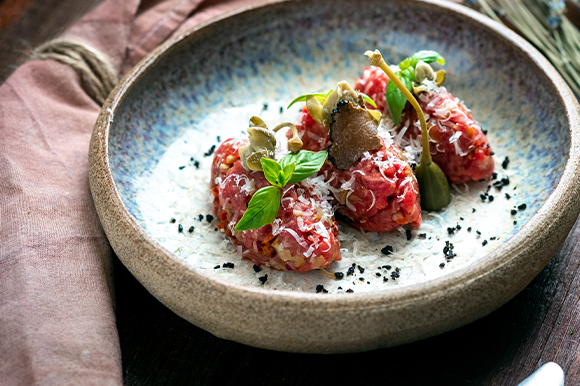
[{"x1": 0, "y1": 0, "x2": 259, "y2": 384}]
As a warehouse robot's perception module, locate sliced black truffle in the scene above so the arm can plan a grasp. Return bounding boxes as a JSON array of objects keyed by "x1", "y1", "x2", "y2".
[{"x1": 327, "y1": 101, "x2": 382, "y2": 170}]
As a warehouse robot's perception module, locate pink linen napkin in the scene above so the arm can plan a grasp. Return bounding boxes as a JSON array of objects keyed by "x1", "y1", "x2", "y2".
[{"x1": 0, "y1": 0, "x2": 253, "y2": 384}]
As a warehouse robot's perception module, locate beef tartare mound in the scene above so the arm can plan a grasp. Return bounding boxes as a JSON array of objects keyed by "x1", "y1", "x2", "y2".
[
  {"x1": 355, "y1": 58, "x2": 494, "y2": 184},
  {"x1": 319, "y1": 137, "x2": 421, "y2": 232},
  {"x1": 211, "y1": 138, "x2": 341, "y2": 271}
]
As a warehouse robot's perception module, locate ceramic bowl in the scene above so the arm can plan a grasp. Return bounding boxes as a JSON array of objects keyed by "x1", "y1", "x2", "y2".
[{"x1": 89, "y1": 0, "x2": 580, "y2": 353}]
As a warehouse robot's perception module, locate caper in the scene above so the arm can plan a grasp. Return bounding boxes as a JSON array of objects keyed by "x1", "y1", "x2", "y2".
[
  {"x1": 306, "y1": 96, "x2": 324, "y2": 124},
  {"x1": 246, "y1": 149, "x2": 273, "y2": 171},
  {"x1": 436, "y1": 70, "x2": 446, "y2": 87},
  {"x1": 249, "y1": 116, "x2": 268, "y2": 128},
  {"x1": 414, "y1": 161, "x2": 451, "y2": 211},
  {"x1": 273, "y1": 122, "x2": 303, "y2": 153},
  {"x1": 414, "y1": 61, "x2": 436, "y2": 84},
  {"x1": 247, "y1": 126, "x2": 276, "y2": 150},
  {"x1": 239, "y1": 116, "x2": 277, "y2": 171}
]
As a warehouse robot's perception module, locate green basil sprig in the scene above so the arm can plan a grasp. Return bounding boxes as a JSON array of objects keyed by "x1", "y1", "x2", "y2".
[
  {"x1": 387, "y1": 50, "x2": 445, "y2": 126},
  {"x1": 234, "y1": 150, "x2": 328, "y2": 231},
  {"x1": 287, "y1": 90, "x2": 377, "y2": 109}
]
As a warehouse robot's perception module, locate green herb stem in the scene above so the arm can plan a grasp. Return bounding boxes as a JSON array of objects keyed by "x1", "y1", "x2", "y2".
[{"x1": 369, "y1": 54, "x2": 432, "y2": 166}]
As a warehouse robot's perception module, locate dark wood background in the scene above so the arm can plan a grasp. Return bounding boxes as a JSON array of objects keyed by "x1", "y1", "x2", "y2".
[{"x1": 2, "y1": 0, "x2": 580, "y2": 384}]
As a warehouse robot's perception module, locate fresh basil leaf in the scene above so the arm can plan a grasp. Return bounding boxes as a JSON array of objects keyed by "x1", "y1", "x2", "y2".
[
  {"x1": 386, "y1": 74, "x2": 412, "y2": 126},
  {"x1": 234, "y1": 186, "x2": 281, "y2": 231},
  {"x1": 260, "y1": 157, "x2": 282, "y2": 187},
  {"x1": 287, "y1": 92, "x2": 329, "y2": 109},
  {"x1": 359, "y1": 92, "x2": 378, "y2": 108},
  {"x1": 280, "y1": 150, "x2": 327, "y2": 185},
  {"x1": 281, "y1": 163, "x2": 296, "y2": 187},
  {"x1": 400, "y1": 67, "x2": 415, "y2": 83},
  {"x1": 412, "y1": 50, "x2": 445, "y2": 66},
  {"x1": 399, "y1": 50, "x2": 445, "y2": 71}
]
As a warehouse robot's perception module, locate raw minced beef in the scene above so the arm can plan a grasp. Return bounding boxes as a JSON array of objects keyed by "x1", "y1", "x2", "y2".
[
  {"x1": 355, "y1": 67, "x2": 494, "y2": 183},
  {"x1": 211, "y1": 139, "x2": 341, "y2": 271}
]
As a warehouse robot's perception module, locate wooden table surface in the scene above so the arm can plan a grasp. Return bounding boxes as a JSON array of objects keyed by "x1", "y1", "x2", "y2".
[{"x1": 2, "y1": 0, "x2": 580, "y2": 384}]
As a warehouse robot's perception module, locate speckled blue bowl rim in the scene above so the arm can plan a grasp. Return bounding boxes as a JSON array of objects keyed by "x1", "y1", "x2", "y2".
[{"x1": 89, "y1": 0, "x2": 580, "y2": 351}]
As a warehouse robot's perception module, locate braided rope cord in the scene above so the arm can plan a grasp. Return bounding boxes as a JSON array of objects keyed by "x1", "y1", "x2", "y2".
[{"x1": 28, "y1": 39, "x2": 118, "y2": 105}]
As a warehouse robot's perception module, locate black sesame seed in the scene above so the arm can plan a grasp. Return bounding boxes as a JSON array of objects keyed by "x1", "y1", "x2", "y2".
[
  {"x1": 346, "y1": 289, "x2": 354, "y2": 293},
  {"x1": 358, "y1": 265, "x2": 365, "y2": 274},
  {"x1": 460, "y1": 217, "x2": 464, "y2": 221},
  {"x1": 206, "y1": 214, "x2": 214, "y2": 222},
  {"x1": 406, "y1": 229, "x2": 412, "y2": 240},
  {"x1": 505, "y1": 193, "x2": 511, "y2": 200},
  {"x1": 490, "y1": 237, "x2": 496, "y2": 241},
  {"x1": 170, "y1": 217, "x2": 176, "y2": 223},
  {"x1": 480, "y1": 194, "x2": 487, "y2": 201},
  {"x1": 502, "y1": 156, "x2": 509, "y2": 169},
  {"x1": 178, "y1": 224, "x2": 183, "y2": 232},
  {"x1": 419, "y1": 233, "x2": 427, "y2": 239},
  {"x1": 439, "y1": 262, "x2": 446, "y2": 268},
  {"x1": 323, "y1": 289, "x2": 329, "y2": 293},
  {"x1": 223, "y1": 262, "x2": 234, "y2": 268},
  {"x1": 263, "y1": 103, "x2": 269, "y2": 110},
  {"x1": 467, "y1": 227, "x2": 472, "y2": 232},
  {"x1": 204, "y1": 145, "x2": 216, "y2": 157},
  {"x1": 334, "y1": 272, "x2": 344, "y2": 280},
  {"x1": 217, "y1": 136, "x2": 221, "y2": 142},
  {"x1": 179, "y1": 165, "x2": 186, "y2": 170},
  {"x1": 383, "y1": 277, "x2": 389, "y2": 282},
  {"x1": 456, "y1": 223, "x2": 462, "y2": 230},
  {"x1": 513, "y1": 221, "x2": 517, "y2": 225},
  {"x1": 258, "y1": 275, "x2": 268, "y2": 284},
  {"x1": 198, "y1": 214, "x2": 204, "y2": 221},
  {"x1": 492, "y1": 172, "x2": 497, "y2": 180},
  {"x1": 279, "y1": 106, "x2": 284, "y2": 114},
  {"x1": 493, "y1": 181, "x2": 504, "y2": 190},
  {"x1": 381, "y1": 245, "x2": 394, "y2": 255},
  {"x1": 214, "y1": 227, "x2": 218, "y2": 231},
  {"x1": 338, "y1": 286, "x2": 343, "y2": 290},
  {"x1": 214, "y1": 265, "x2": 220, "y2": 269},
  {"x1": 490, "y1": 151, "x2": 495, "y2": 156},
  {"x1": 384, "y1": 265, "x2": 392, "y2": 270},
  {"x1": 376, "y1": 272, "x2": 381, "y2": 277},
  {"x1": 482, "y1": 240, "x2": 488, "y2": 246},
  {"x1": 346, "y1": 266, "x2": 355, "y2": 276},
  {"x1": 518, "y1": 203, "x2": 527, "y2": 210},
  {"x1": 511, "y1": 209, "x2": 517, "y2": 215},
  {"x1": 482, "y1": 129, "x2": 488, "y2": 135},
  {"x1": 253, "y1": 264, "x2": 261, "y2": 272},
  {"x1": 359, "y1": 277, "x2": 365, "y2": 281},
  {"x1": 193, "y1": 160, "x2": 200, "y2": 168},
  {"x1": 472, "y1": 208, "x2": 477, "y2": 213},
  {"x1": 190, "y1": 157, "x2": 195, "y2": 162},
  {"x1": 488, "y1": 195, "x2": 494, "y2": 202},
  {"x1": 188, "y1": 226, "x2": 194, "y2": 233},
  {"x1": 501, "y1": 176, "x2": 510, "y2": 185},
  {"x1": 316, "y1": 284, "x2": 324, "y2": 293},
  {"x1": 476, "y1": 230, "x2": 481, "y2": 235},
  {"x1": 447, "y1": 227, "x2": 456, "y2": 235},
  {"x1": 395, "y1": 267, "x2": 400, "y2": 273}
]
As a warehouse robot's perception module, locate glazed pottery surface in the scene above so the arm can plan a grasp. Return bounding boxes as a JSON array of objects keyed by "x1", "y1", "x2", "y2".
[{"x1": 89, "y1": 0, "x2": 580, "y2": 353}]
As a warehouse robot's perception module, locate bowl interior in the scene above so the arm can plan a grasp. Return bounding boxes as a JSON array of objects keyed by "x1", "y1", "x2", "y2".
[{"x1": 108, "y1": 0, "x2": 569, "y2": 293}]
